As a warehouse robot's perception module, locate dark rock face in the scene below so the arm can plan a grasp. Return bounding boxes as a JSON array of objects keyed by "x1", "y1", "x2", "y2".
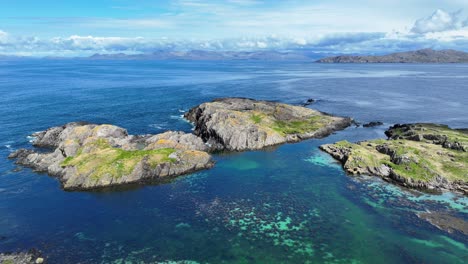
[
  {"x1": 185, "y1": 98, "x2": 352, "y2": 151},
  {"x1": 9, "y1": 123, "x2": 213, "y2": 191},
  {"x1": 317, "y1": 49, "x2": 468, "y2": 63},
  {"x1": 363, "y1": 121, "x2": 383, "y2": 128},
  {"x1": 302, "y1": 98, "x2": 315, "y2": 106}
]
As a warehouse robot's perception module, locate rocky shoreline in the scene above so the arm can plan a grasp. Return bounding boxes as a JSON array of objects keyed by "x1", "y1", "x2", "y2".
[{"x1": 321, "y1": 123, "x2": 467, "y2": 194}]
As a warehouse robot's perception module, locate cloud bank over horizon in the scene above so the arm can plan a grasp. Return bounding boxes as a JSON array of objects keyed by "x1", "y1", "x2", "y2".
[{"x1": 1, "y1": 1, "x2": 468, "y2": 57}]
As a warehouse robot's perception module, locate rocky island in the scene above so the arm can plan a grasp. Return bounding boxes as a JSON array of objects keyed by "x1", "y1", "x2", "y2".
[
  {"x1": 9, "y1": 122, "x2": 213, "y2": 190},
  {"x1": 316, "y1": 49, "x2": 468, "y2": 63},
  {"x1": 185, "y1": 98, "x2": 352, "y2": 151},
  {"x1": 321, "y1": 124, "x2": 467, "y2": 194}
]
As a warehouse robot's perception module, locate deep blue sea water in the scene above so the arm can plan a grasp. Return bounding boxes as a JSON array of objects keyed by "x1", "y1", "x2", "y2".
[{"x1": 0, "y1": 60, "x2": 467, "y2": 263}]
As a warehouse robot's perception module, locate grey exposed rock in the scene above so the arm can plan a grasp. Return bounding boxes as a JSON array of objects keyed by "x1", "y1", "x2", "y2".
[{"x1": 185, "y1": 98, "x2": 352, "y2": 151}]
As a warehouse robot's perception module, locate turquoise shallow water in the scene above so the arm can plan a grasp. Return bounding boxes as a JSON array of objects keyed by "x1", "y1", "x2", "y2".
[{"x1": 0, "y1": 60, "x2": 467, "y2": 263}]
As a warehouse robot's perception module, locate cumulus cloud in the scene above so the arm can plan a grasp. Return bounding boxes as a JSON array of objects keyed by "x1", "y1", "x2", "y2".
[{"x1": 411, "y1": 9, "x2": 468, "y2": 34}]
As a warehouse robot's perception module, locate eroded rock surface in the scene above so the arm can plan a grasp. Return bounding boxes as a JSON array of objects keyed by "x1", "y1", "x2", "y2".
[
  {"x1": 185, "y1": 98, "x2": 352, "y2": 151},
  {"x1": 9, "y1": 123, "x2": 213, "y2": 190},
  {"x1": 320, "y1": 123, "x2": 468, "y2": 194}
]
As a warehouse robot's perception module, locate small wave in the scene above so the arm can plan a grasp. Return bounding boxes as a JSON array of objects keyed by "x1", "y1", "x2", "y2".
[
  {"x1": 170, "y1": 114, "x2": 191, "y2": 123},
  {"x1": 26, "y1": 135, "x2": 36, "y2": 143},
  {"x1": 170, "y1": 114, "x2": 184, "y2": 120},
  {"x1": 178, "y1": 109, "x2": 186, "y2": 113},
  {"x1": 2, "y1": 143, "x2": 15, "y2": 152},
  {"x1": 149, "y1": 122, "x2": 169, "y2": 130}
]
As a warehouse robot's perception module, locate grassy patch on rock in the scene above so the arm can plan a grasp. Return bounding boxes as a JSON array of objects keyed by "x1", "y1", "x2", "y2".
[
  {"x1": 321, "y1": 124, "x2": 468, "y2": 192},
  {"x1": 61, "y1": 138, "x2": 176, "y2": 180},
  {"x1": 271, "y1": 117, "x2": 326, "y2": 135}
]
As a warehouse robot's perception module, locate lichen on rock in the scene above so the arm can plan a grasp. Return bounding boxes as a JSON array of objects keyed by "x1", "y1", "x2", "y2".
[
  {"x1": 320, "y1": 123, "x2": 468, "y2": 194},
  {"x1": 9, "y1": 123, "x2": 214, "y2": 190}
]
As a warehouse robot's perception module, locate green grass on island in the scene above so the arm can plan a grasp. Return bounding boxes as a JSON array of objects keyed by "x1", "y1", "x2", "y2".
[
  {"x1": 61, "y1": 138, "x2": 176, "y2": 180},
  {"x1": 248, "y1": 112, "x2": 331, "y2": 136},
  {"x1": 323, "y1": 125, "x2": 467, "y2": 184}
]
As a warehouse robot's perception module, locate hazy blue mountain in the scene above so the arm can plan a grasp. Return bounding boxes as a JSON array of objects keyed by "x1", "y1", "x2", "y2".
[{"x1": 316, "y1": 49, "x2": 468, "y2": 63}]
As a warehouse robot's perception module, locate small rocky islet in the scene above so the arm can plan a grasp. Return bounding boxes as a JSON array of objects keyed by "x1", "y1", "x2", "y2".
[
  {"x1": 185, "y1": 97, "x2": 352, "y2": 151},
  {"x1": 321, "y1": 123, "x2": 467, "y2": 194},
  {"x1": 9, "y1": 122, "x2": 213, "y2": 191},
  {"x1": 9, "y1": 98, "x2": 351, "y2": 191}
]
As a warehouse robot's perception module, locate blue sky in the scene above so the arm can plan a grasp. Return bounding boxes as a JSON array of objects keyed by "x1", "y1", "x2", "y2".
[{"x1": 1, "y1": 0, "x2": 468, "y2": 56}]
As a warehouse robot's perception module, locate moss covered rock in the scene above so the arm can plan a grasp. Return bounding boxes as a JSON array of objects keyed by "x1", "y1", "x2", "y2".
[
  {"x1": 321, "y1": 124, "x2": 467, "y2": 194},
  {"x1": 9, "y1": 123, "x2": 213, "y2": 191}
]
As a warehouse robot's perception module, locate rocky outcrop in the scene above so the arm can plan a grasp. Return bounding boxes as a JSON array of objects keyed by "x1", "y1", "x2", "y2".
[
  {"x1": 321, "y1": 124, "x2": 468, "y2": 194},
  {"x1": 185, "y1": 98, "x2": 352, "y2": 151},
  {"x1": 385, "y1": 123, "x2": 467, "y2": 152},
  {"x1": 316, "y1": 49, "x2": 468, "y2": 63},
  {"x1": 9, "y1": 123, "x2": 213, "y2": 190}
]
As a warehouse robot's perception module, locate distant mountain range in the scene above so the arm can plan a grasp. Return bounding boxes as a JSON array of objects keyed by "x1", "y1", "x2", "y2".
[
  {"x1": 2, "y1": 49, "x2": 468, "y2": 63},
  {"x1": 316, "y1": 49, "x2": 468, "y2": 63},
  {"x1": 86, "y1": 50, "x2": 320, "y2": 61}
]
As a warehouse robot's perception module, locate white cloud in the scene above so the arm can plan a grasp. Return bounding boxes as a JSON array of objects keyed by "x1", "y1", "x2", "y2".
[
  {"x1": 3, "y1": 8, "x2": 468, "y2": 57},
  {"x1": 0, "y1": 30, "x2": 8, "y2": 42},
  {"x1": 411, "y1": 9, "x2": 467, "y2": 34}
]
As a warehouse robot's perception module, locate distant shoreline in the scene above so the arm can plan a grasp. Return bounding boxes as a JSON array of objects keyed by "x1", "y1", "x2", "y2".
[{"x1": 2, "y1": 48, "x2": 468, "y2": 63}]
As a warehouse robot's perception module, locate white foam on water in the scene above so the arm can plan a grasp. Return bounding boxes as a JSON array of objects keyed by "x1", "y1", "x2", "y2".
[
  {"x1": 170, "y1": 114, "x2": 191, "y2": 124},
  {"x1": 149, "y1": 122, "x2": 169, "y2": 130}
]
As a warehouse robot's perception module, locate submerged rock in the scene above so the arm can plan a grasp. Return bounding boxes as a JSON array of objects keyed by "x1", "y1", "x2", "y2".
[
  {"x1": 9, "y1": 123, "x2": 214, "y2": 191},
  {"x1": 320, "y1": 123, "x2": 468, "y2": 194},
  {"x1": 417, "y1": 212, "x2": 468, "y2": 235},
  {"x1": 0, "y1": 249, "x2": 43, "y2": 264},
  {"x1": 185, "y1": 98, "x2": 352, "y2": 151},
  {"x1": 363, "y1": 121, "x2": 383, "y2": 128},
  {"x1": 302, "y1": 98, "x2": 315, "y2": 106}
]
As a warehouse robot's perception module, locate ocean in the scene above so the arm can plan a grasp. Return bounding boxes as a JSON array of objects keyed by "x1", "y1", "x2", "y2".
[{"x1": 0, "y1": 60, "x2": 467, "y2": 263}]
